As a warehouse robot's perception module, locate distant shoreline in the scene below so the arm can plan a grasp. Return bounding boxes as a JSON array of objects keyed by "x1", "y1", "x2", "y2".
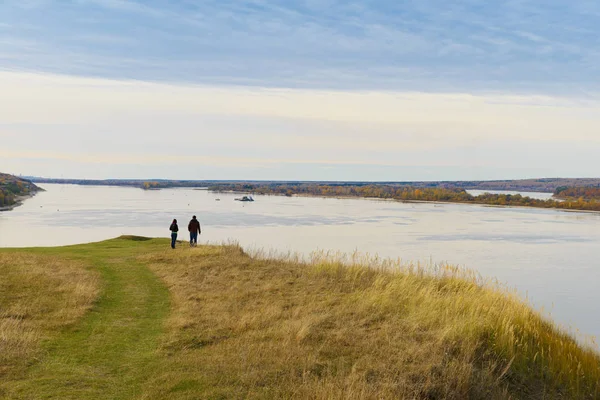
[
  {"x1": 28, "y1": 177, "x2": 600, "y2": 193},
  {"x1": 26, "y1": 181, "x2": 600, "y2": 215},
  {"x1": 213, "y1": 189, "x2": 600, "y2": 214}
]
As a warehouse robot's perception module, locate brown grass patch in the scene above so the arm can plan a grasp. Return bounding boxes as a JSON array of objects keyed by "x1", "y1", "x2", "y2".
[
  {"x1": 0, "y1": 253, "x2": 100, "y2": 381},
  {"x1": 140, "y1": 245, "x2": 600, "y2": 399}
]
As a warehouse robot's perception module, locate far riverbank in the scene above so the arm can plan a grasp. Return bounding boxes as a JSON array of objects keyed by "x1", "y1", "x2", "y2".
[{"x1": 208, "y1": 183, "x2": 600, "y2": 213}]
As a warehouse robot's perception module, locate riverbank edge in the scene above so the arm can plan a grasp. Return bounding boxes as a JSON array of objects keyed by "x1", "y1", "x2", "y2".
[
  {"x1": 0, "y1": 192, "x2": 40, "y2": 212},
  {"x1": 210, "y1": 189, "x2": 600, "y2": 215}
]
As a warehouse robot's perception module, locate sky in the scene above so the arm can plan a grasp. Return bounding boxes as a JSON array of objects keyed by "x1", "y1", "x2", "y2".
[{"x1": 1, "y1": 0, "x2": 599, "y2": 181}]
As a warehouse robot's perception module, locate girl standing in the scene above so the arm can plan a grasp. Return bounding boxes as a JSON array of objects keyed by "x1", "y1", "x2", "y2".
[{"x1": 169, "y1": 219, "x2": 179, "y2": 249}]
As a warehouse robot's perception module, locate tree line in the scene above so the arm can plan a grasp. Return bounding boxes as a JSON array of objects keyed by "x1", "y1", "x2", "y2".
[
  {"x1": 554, "y1": 186, "x2": 600, "y2": 200},
  {"x1": 209, "y1": 183, "x2": 600, "y2": 212},
  {"x1": 0, "y1": 174, "x2": 40, "y2": 208}
]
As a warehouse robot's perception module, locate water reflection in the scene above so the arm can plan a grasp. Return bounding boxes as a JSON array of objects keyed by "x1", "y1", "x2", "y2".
[{"x1": 1, "y1": 184, "x2": 599, "y2": 342}]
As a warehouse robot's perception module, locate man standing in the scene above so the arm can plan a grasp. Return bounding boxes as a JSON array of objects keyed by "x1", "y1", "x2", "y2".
[{"x1": 188, "y1": 215, "x2": 201, "y2": 247}]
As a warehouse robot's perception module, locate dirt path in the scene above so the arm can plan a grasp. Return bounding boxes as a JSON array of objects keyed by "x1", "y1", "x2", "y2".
[{"x1": 8, "y1": 241, "x2": 170, "y2": 399}]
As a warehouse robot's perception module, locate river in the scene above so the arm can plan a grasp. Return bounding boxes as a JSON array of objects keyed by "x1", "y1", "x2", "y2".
[
  {"x1": 1, "y1": 184, "x2": 599, "y2": 343},
  {"x1": 467, "y1": 189, "x2": 557, "y2": 200}
]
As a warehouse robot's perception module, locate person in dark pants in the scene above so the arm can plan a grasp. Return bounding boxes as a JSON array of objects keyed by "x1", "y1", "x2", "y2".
[
  {"x1": 188, "y1": 215, "x2": 201, "y2": 247},
  {"x1": 169, "y1": 219, "x2": 179, "y2": 249}
]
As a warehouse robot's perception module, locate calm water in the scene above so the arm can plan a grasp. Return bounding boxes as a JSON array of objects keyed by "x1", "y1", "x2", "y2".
[
  {"x1": 467, "y1": 189, "x2": 557, "y2": 200},
  {"x1": 1, "y1": 184, "x2": 599, "y2": 342}
]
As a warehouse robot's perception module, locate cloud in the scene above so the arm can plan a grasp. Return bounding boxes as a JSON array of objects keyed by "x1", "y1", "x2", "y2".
[
  {"x1": 75, "y1": 0, "x2": 165, "y2": 17},
  {"x1": 1, "y1": 1, "x2": 600, "y2": 179},
  {"x1": 0, "y1": 147, "x2": 465, "y2": 169},
  {"x1": 0, "y1": 70, "x2": 599, "y2": 180},
  {"x1": 2, "y1": 71, "x2": 599, "y2": 141},
  {"x1": 1, "y1": 1, "x2": 600, "y2": 92}
]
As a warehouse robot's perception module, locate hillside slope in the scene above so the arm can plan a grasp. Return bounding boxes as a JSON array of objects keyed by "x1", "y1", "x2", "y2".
[
  {"x1": 0, "y1": 172, "x2": 41, "y2": 210},
  {"x1": 1, "y1": 237, "x2": 599, "y2": 399}
]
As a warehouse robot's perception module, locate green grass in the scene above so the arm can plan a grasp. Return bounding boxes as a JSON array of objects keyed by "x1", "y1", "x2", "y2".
[
  {"x1": 1, "y1": 237, "x2": 599, "y2": 399},
  {"x1": 1, "y1": 239, "x2": 170, "y2": 399}
]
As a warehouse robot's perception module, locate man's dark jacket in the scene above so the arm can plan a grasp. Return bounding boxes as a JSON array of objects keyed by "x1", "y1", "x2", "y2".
[{"x1": 188, "y1": 218, "x2": 201, "y2": 233}]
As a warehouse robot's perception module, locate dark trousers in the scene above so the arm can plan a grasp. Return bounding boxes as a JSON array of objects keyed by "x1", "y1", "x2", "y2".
[
  {"x1": 190, "y1": 231, "x2": 198, "y2": 245},
  {"x1": 171, "y1": 232, "x2": 178, "y2": 249}
]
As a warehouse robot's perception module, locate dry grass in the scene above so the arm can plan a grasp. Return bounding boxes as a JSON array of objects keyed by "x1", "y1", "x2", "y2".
[
  {"x1": 139, "y1": 244, "x2": 600, "y2": 399},
  {"x1": 0, "y1": 253, "x2": 100, "y2": 382},
  {"x1": 1, "y1": 238, "x2": 598, "y2": 399}
]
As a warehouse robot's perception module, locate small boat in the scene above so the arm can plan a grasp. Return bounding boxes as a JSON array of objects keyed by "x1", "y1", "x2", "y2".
[
  {"x1": 215, "y1": 198, "x2": 221, "y2": 201},
  {"x1": 235, "y1": 196, "x2": 254, "y2": 202}
]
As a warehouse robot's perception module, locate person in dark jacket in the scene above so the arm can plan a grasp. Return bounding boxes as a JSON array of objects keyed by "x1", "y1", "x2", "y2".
[
  {"x1": 188, "y1": 215, "x2": 201, "y2": 247},
  {"x1": 169, "y1": 219, "x2": 179, "y2": 249}
]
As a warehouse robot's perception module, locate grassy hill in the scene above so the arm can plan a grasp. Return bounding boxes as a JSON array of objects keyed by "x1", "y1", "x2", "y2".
[
  {"x1": 1, "y1": 237, "x2": 599, "y2": 399},
  {"x1": 0, "y1": 173, "x2": 41, "y2": 209}
]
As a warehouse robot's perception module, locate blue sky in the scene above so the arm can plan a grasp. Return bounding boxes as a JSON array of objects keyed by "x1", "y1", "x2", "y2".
[
  {"x1": 1, "y1": 1, "x2": 599, "y2": 180},
  {"x1": 3, "y1": 0, "x2": 600, "y2": 92}
]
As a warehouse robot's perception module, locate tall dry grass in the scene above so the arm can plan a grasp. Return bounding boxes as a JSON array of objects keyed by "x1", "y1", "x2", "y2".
[
  {"x1": 140, "y1": 244, "x2": 600, "y2": 399},
  {"x1": 0, "y1": 253, "x2": 100, "y2": 384}
]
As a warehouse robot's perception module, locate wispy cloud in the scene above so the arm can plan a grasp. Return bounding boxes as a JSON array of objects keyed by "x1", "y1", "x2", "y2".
[
  {"x1": 1, "y1": 1, "x2": 599, "y2": 93},
  {"x1": 79, "y1": 0, "x2": 167, "y2": 17}
]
